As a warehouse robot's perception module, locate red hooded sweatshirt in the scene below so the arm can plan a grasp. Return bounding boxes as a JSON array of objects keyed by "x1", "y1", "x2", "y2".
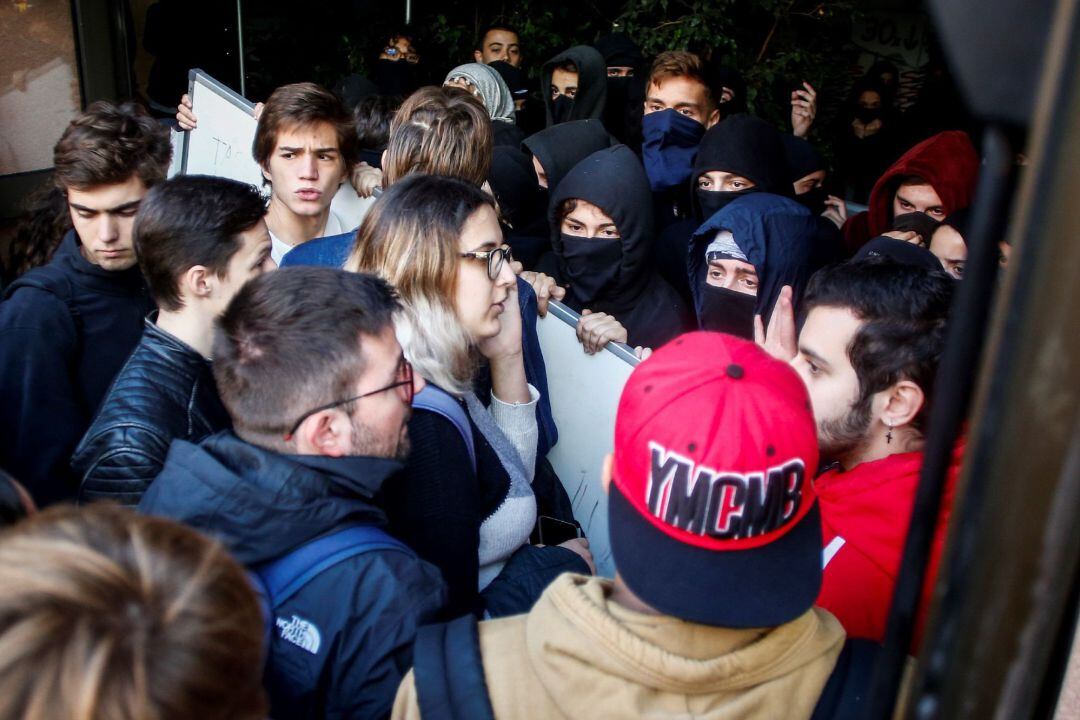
[
  {"x1": 842, "y1": 131, "x2": 980, "y2": 254},
  {"x1": 816, "y1": 441, "x2": 964, "y2": 649}
]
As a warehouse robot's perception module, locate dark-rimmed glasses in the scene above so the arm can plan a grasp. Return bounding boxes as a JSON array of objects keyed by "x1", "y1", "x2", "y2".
[
  {"x1": 283, "y1": 356, "x2": 414, "y2": 441},
  {"x1": 460, "y1": 245, "x2": 513, "y2": 280}
]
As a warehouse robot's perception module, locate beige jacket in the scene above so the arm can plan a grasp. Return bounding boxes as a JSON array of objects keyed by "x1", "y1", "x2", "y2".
[{"x1": 394, "y1": 574, "x2": 846, "y2": 720}]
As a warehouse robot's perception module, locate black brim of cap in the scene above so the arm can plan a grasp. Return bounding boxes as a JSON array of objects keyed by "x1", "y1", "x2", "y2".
[{"x1": 608, "y1": 483, "x2": 823, "y2": 628}]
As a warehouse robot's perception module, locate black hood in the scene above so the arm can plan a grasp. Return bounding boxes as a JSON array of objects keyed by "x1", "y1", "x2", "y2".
[
  {"x1": 549, "y1": 144, "x2": 654, "y2": 315},
  {"x1": 541, "y1": 45, "x2": 608, "y2": 126},
  {"x1": 522, "y1": 119, "x2": 613, "y2": 194},
  {"x1": 593, "y1": 33, "x2": 645, "y2": 69},
  {"x1": 691, "y1": 113, "x2": 793, "y2": 217},
  {"x1": 781, "y1": 134, "x2": 826, "y2": 183},
  {"x1": 488, "y1": 146, "x2": 545, "y2": 230},
  {"x1": 139, "y1": 431, "x2": 398, "y2": 564}
]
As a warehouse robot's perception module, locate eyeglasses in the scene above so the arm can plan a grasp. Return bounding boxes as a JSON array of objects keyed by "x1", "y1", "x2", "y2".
[
  {"x1": 283, "y1": 356, "x2": 415, "y2": 441},
  {"x1": 460, "y1": 246, "x2": 513, "y2": 281}
]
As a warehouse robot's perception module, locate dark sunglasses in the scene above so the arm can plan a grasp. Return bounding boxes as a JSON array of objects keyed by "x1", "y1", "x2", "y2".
[
  {"x1": 460, "y1": 245, "x2": 513, "y2": 280},
  {"x1": 283, "y1": 356, "x2": 414, "y2": 441}
]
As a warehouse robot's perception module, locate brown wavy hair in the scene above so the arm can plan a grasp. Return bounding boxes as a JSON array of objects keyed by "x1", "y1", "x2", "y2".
[
  {"x1": 0, "y1": 504, "x2": 267, "y2": 720},
  {"x1": 382, "y1": 86, "x2": 493, "y2": 187}
]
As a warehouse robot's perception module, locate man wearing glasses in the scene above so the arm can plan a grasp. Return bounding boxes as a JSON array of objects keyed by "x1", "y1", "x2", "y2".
[{"x1": 139, "y1": 267, "x2": 447, "y2": 720}]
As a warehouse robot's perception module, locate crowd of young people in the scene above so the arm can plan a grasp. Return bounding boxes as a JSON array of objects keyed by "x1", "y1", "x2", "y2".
[{"x1": 0, "y1": 19, "x2": 1001, "y2": 720}]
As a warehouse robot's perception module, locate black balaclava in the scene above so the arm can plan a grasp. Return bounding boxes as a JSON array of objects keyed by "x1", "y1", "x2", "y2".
[
  {"x1": 522, "y1": 119, "x2": 613, "y2": 194},
  {"x1": 689, "y1": 193, "x2": 819, "y2": 329},
  {"x1": 549, "y1": 145, "x2": 655, "y2": 316},
  {"x1": 781, "y1": 134, "x2": 828, "y2": 215},
  {"x1": 690, "y1": 113, "x2": 793, "y2": 222},
  {"x1": 593, "y1": 33, "x2": 646, "y2": 147},
  {"x1": 541, "y1": 45, "x2": 608, "y2": 127}
]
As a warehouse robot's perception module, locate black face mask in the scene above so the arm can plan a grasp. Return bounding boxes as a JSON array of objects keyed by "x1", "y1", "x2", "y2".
[
  {"x1": 796, "y1": 186, "x2": 828, "y2": 216},
  {"x1": 699, "y1": 284, "x2": 757, "y2": 339},
  {"x1": 551, "y1": 95, "x2": 575, "y2": 124},
  {"x1": 855, "y1": 107, "x2": 881, "y2": 124},
  {"x1": 696, "y1": 187, "x2": 759, "y2": 221},
  {"x1": 560, "y1": 234, "x2": 622, "y2": 306},
  {"x1": 892, "y1": 211, "x2": 941, "y2": 246}
]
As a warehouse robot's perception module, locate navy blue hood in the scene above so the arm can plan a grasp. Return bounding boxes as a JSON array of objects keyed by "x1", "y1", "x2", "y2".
[
  {"x1": 139, "y1": 431, "x2": 398, "y2": 564},
  {"x1": 689, "y1": 193, "x2": 819, "y2": 325}
]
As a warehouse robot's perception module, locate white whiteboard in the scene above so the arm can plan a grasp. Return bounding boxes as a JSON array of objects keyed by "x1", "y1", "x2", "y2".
[
  {"x1": 180, "y1": 69, "x2": 262, "y2": 187},
  {"x1": 167, "y1": 127, "x2": 185, "y2": 178},
  {"x1": 536, "y1": 301, "x2": 638, "y2": 577}
]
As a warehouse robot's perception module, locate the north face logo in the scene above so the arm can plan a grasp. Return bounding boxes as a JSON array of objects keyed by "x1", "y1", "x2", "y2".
[{"x1": 276, "y1": 615, "x2": 321, "y2": 654}]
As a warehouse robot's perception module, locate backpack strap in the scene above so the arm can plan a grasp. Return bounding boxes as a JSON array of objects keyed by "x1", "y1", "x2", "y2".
[
  {"x1": 810, "y1": 638, "x2": 881, "y2": 720},
  {"x1": 3, "y1": 266, "x2": 84, "y2": 353},
  {"x1": 413, "y1": 384, "x2": 477, "y2": 473},
  {"x1": 253, "y1": 524, "x2": 413, "y2": 608},
  {"x1": 413, "y1": 615, "x2": 496, "y2": 720}
]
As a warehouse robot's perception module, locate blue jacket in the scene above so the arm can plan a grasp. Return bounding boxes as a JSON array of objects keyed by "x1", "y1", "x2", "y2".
[
  {"x1": 0, "y1": 231, "x2": 153, "y2": 505},
  {"x1": 72, "y1": 319, "x2": 231, "y2": 506},
  {"x1": 281, "y1": 232, "x2": 558, "y2": 455},
  {"x1": 139, "y1": 432, "x2": 447, "y2": 720}
]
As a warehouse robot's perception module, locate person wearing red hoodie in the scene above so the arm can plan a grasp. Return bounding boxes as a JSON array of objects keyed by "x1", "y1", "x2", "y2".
[
  {"x1": 840, "y1": 130, "x2": 980, "y2": 255},
  {"x1": 788, "y1": 257, "x2": 959, "y2": 647}
]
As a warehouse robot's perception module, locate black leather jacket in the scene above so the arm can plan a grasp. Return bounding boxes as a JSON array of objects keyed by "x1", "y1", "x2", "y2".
[{"x1": 72, "y1": 319, "x2": 230, "y2": 505}]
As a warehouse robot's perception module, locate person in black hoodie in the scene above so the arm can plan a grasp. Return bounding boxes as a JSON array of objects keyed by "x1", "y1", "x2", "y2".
[
  {"x1": 593, "y1": 32, "x2": 647, "y2": 149},
  {"x1": 488, "y1": 146, "x2": 550, "y2": 267},
  {"x1": 782, "y1": 134, "x2": 845, "y2": 267},
  {"x1": 521, "y1": 118, "x2": 613, "y2": 194},
  {"x1": 0, "y1": 102, "x2": 169, "y2": 506},
  {"x1": 542, "y1": 145, "x2": 692, "y2": 352},
  {"x1": 139, "y1": 267, "x2": 446, "y2": 720},
  {"x1": 652, "y1": 112, "x2": 793, "y2": 305},
  {"x1": 72, "y1": 176, "x2": 275, "y2": 506},
  {"x1": 688, "y1": 192, "x2": 819, "y2": 339},
  {"x1": 541, "y1": 45, "x2": 608, "y2": 127}
]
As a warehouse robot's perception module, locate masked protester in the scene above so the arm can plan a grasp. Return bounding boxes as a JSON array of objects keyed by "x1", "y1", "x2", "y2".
[
  {"x1": 928, "y1": 207, "x2": 971, "y2": 279},
  {"x1": 841, "y1": 130, "x2": 979, "y2": 254},
  {"x1": 541, "y1": 46, "x2": 607, "y2": 127},
  {"x1": 488, "y1": 146, "x2": 550, "y2": 267},
  {"x1": 593, "y1": 33, "x2": 646, "y2": 149},
  {"x1": 544, "y1": 145, "x2": 691, "y2": 351},
  {"x1": 688, "y1": 193, "x2": 818, "y2": 339},
  {"x1": 782, "y1": 134, "x2": 845, "y2": 267},
  {"x1": 832, "y1": 78, "x2": 901, "y2": 205},
  {"x1": 652, "y1": 113, "x2": 792, "y2": 305},
  {"x1": 372, "y1": 34, "x2": 421, "y2": 97}
]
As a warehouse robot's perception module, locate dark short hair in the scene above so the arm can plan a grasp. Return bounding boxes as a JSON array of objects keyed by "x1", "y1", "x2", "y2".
[
  {"x1": 555, "y1": 60, "x2": 579, "y2": 74},
  {"x1": 354, "y1": 95, "x2": 402, "y2": 150},
  {"x1": 898, "y1": 174, "x2": 930, "y2": 188},
  {"x1": 52, "y1": 101, "x2": 171, "y2": 191},
  {"x1": 803, "y1": 258, "x2": 954, "y2": 434},
  {"x1": 252, "y1": 83, "x2": 358, "y2": 175},
  {"x1": 213, "y1": 267, "x2": 400, "y2": 448},
  {"x1": 476, "y1": 21, "x2": 519, "y2": 49},
  {"x1": 134, "y1": 176, "x2": 267, "y2": 311}
]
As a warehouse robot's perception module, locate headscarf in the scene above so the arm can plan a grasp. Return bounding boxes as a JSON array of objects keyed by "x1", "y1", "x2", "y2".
[{"x1": 445, "y1": 63, "x2": 516, "y2": 123}]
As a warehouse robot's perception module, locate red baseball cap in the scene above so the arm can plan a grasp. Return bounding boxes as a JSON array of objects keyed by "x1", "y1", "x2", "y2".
[{"x1": 609, "y1": 331, "x2": 822, "y2": 627}]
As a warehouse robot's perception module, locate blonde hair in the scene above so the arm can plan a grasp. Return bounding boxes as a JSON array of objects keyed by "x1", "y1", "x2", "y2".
[
  {"x1": 382, "y1": 86, "x2": 493, "y2": 187},
  {"x1": 345, "y1": 174, "x2": 495, "y2": 395},
  {"x1": 0, "y1": 505, "x2": 267, "y2": 720}
]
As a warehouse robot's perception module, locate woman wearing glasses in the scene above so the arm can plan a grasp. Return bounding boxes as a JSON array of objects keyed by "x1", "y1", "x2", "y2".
[{"x1": 347, "y1": 174, "x2": 594, "y2": 618}]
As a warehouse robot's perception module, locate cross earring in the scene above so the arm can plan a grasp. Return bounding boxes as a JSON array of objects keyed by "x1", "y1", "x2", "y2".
[{"x1": 886, "y1": 423, "x2": 893, "y2": 445}]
